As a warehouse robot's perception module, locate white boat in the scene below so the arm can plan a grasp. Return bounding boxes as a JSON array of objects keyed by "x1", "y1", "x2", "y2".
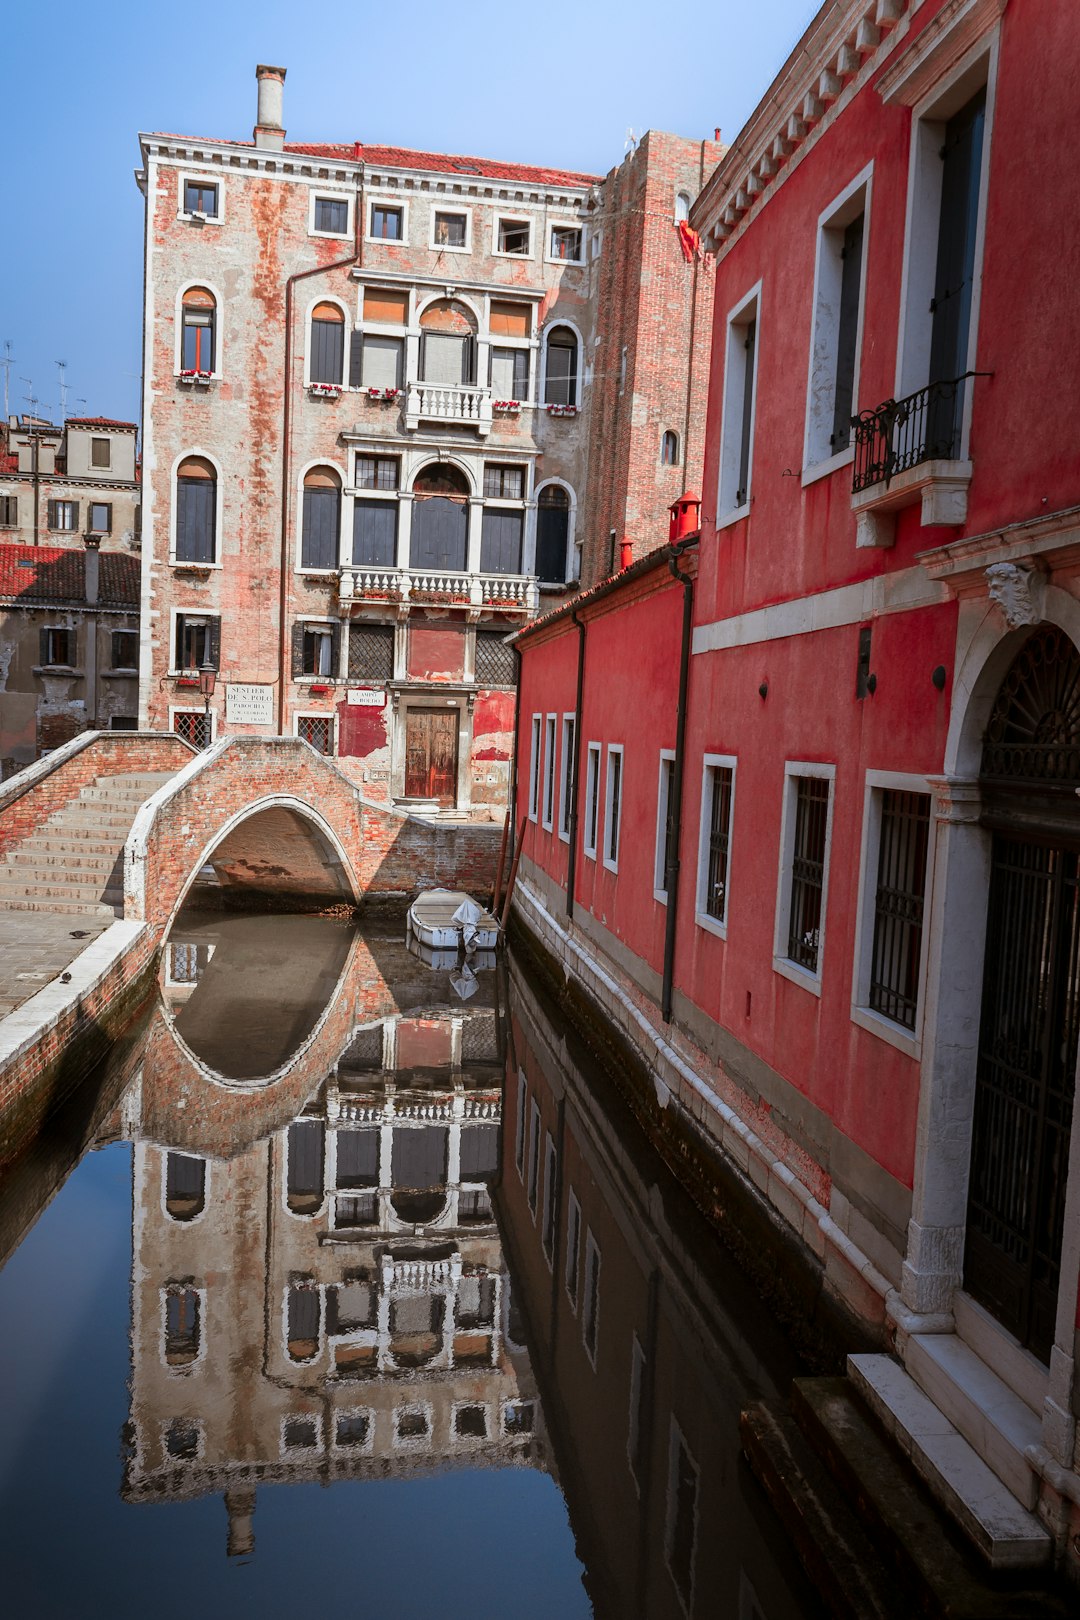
[{"x1": 407, "y1": 889, "x2": 500, "y2": 952}]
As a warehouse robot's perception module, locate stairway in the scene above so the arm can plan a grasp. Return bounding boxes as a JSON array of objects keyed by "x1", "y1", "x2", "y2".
[{"x1": 0, "y1": 772, "x2": 174, "y2": 917}]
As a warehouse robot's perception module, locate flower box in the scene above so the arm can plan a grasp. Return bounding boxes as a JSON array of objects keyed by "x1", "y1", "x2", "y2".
[
  {"x1": 545, "y1": 403, "x2": 578, "y2": 418},
  {"x1": 176, "y1": 675, "x2": 200, "y2": 688},
  {"x1": 308, "y1": 683, "x2": 333, "y2": 695},
  {"x1": 178, "y1": 370, "x2": 213, "y2": 386},
  {"x1": 308, "y1": 382, "x2": 342, "y2": 399},
  {"x1": 366, "y1": 387, "x2": 401, "y2": 402},
  {"x1": 493, "y1": 400, "x2": 523, "y2": 414}
]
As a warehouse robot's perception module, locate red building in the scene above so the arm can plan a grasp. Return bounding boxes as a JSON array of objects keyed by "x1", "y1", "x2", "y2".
[{"x1": 512, "y1": 0, "x2": 1080, "y2": 1581}]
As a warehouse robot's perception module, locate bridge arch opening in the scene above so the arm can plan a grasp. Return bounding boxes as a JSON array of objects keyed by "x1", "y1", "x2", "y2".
[{"x1": 179, "y1": 795, "x2": 358, "y2": 918}]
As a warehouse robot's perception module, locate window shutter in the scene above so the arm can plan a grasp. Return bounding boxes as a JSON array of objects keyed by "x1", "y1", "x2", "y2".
[
  {"x1": 291, "y1": 621, "x2": 306, "y2": 678},
  {"x1": 302, "y1": 487, "x2": 339, "y2": 569},
  {"x1": 464, "y1": 335, "x2": 477, "y2": 386},
  {"x1": 330, "y1": 623, "x2": 341, "y2": 675},
  {"x1": 349, "y1": 331, "x2": 364, "y2": 388},
  {"x1": 418, "y1": 332, "x2": 427, "y2": 378},
  {"x1": 209, "y1": 618, "x2": 221, "y2": 669},
  {"x1": 47, "y1": 500, "x2": 57, "y2": 528},
  {"x1": 39, "y1": 627, "x2": 49, "y2": 664},
  {"x1": 352, "y1": 499, "x2": 397, "y2": 567},
  {"x1": 513, "y1": 349, "x2": 529, "y2": 400}
]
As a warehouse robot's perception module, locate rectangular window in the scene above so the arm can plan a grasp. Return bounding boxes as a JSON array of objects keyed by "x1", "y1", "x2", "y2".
[
  {"x1": 775, "y1": 767, "x2": 834, "y2": 986},
  {"x1": 301, "y1": 626, "x2": 335, "y2": 678},
  {"x1": 174, "y1": 614, "x2": 219, "y2": 672},
  {"x1": 348, "y1": 622, "x2": 394, "y2": 683},
  {"x1": 541, "y1": 1133, "x2": 558, "y2": 1264},
  {"x1": 805, "y1": 174, "x2": 870, "y2": 471},
  {"x1": 297, "y1": 714, "x2": 334, "y2": 755},
  {"x1": 490, "y1": 346, "x2": 529, "y2": 402},
  {"x1": 515, "y1": 1072, "x2": 527, "y2": 1177},
  {"x1": 527, "y1": 1100, "x2": 541, "y2": 1215},
  {"x1": 542, "y1": 715, "x2": 557, "y2": 831},
  {"x1": 665, "y1": 1422, "x2": 699, "y2": 1614},
  {"x1": 110, "y1": 716, "x2": 138, "y2": 731},
  {"x1": 654, "y1": 751, "x2": 677, "y2": 901},
  {"x1": 363, "y1": 287, "x2": 408, "y2": 325},
  {"x1": 111, "y1": 630, "x2": 138, "y2": 670},
  {"x1": 862, "y1": 787, "x2": 931, "y2": 1033},
  {"x1": 172, "y1": 709, "x2": 214, "y2": 750},
  {"x1": 355, "y1": 455, "x2": 400, "y2": 491},
  {"x1": 184, "y1": 179, "x2": 218, "y2": 217},
  {"x1": 490, "y1": 300, "x2": 531, "y2": 337},
  {"x1": 357, "y1": 334, "x2": 404, "y2": 391},
  {"x1": 628, "y1": 1334, "x2": 647, "y2": 1484},
  {"x1": 0, "y1": 496, "x2": 16, "y2": 526},
  {"x1": 88, "y1": 501, "x2": 112, "y2": 532},
  {"x1": 314, "y1": 196, "x2": 349, "y2": 235},
  {"x1": 483, "y1": 464, "x2": 524, "y2": 500},
  {"x1": 718, "y1": 286, "x2": 760, "y2": 517},
  {"x1": 434, "y1": 210, "x2": 467, "y2": 248},
  {"x1": 559, "y1": 715, "x2": 575, "y2": 842},
  {"x1": 528, "y1": 715, "x2": 542, "y2": 822},
  {"x1": 696, "y1": 757, "x2": 735, "y2": 932},
  {"x1": 583, "y1": 1231, "x2": 600, "y2": 1364},
  {"x1": 370, "y1": 204, "x2": 403, "y2": 241},
  {"x1": 498, "y1": 217, "x2": 530, "y2": 255},
  {"x1": 603, "y1": 745, "x2": 623, "y2": 872},
  {"x1": 583, "y1": 742, "x2": 601, "y2": 859},
  {"x1": 352, "y1": 499, "x2": 397, "y2": 568},
  {"x1": 550, "y1": 225, "x2": 583, "y2": 262},
  {"x1": 90, "y1": 437, "x2": 110, "y2": 469},
  {"x1": 565, "y1": 1189, "x2": 581, "y2": 1307},
  {"x1": 41, "y1": 626, "x2": 74, "y2": 667},
  {"x1": 474, "y1": 630, "x2": 515, "y2": 687},
  {"x1": 47, "y1": 499, "x2": 78, "y2": 532}
]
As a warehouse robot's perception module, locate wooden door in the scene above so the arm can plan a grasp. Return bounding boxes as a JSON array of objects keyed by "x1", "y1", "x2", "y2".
[{"x1": 405, "y1": 708, "x2": 459, "y2": 803}]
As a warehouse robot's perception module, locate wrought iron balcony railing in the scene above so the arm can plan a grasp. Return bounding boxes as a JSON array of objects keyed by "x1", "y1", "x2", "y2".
[{"x1": 851, "y1": 373, "x2": 987, "y2": 495}]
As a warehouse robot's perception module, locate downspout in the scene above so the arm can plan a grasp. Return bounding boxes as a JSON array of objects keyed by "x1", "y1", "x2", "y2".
[
  {"x1": 661, "y1": 536, "x2": 696, "y2": 1024},
  {"x1": 508, "y1": 643, "x2": 522, "y2": 842},
  {"x1": 31, "y1": 431, "x2": 40, "y2": 548},
  {"x1": 565, "y1": 609, "x2": 586, "y2": 921},
  {"x1": 276, "y1": 181, "x2": 363, "y2": 733}
]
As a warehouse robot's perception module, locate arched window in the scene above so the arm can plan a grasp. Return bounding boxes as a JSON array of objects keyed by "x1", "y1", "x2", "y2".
[
  {"x1": 419, "y1": 299, "x2": 477, "y2": 386},
  {"x1": 661, "y1": 430, "x2": 680, "y2": 466},
  {"x1": 544, "y1": 327, "x2": 578, "y2": 407},
  {"x1": 410, "y1": 463, "x2": 469, "y2": 570},
  {"x1": 175, "y1": 456, "x2": 216, "y2": 563},
  {"x1": 675, "y1": 192, "x2": 691, "y2": 224},
  {"x1": 536, "y1": 485, "x2": 571, "y2": 583},
  {"x1": 181, "y1": 287, "x2": 216, "y2": 374},
  {"x1": 310, "y1": 301, "x2": 345, "y2": 385},
  {"x1": 301, "y1": 466, "x2": 341, "y2": 569},
  {"x1": 287, "y1": 1120, "x2": 325, "y2": 1216},
  {"x1": 165, "y1": 1152, "x2": 206, "y2": 1222}
]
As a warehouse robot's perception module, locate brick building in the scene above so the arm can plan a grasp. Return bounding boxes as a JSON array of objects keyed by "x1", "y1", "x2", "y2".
[
  {"x1": 135, "y1": 67, "x2": 718, "y2": 810},
  {"x1": 513, "y1": 0, "x2": 1080, "y2": 1581},
  {"x1": 0, "y1": 415, "x2": 140, "y2": 553}
]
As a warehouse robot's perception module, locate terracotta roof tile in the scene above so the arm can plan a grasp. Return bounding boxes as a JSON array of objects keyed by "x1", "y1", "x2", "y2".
[
  {"x1": 66, "y1": 417, "x2": 138, "y2": 429},
  {"x1": 0, "y1": 544, "x2": 139, "y2": 606}
]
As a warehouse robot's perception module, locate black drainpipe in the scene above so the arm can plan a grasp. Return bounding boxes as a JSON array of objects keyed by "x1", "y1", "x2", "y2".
[
  {"x1": 661, "y1": 535, "x2": 697, "y2": 1024},
  {"x1": 565, "y1": 609, "x2": 586, "y2": 921},
  {"x1": 508, "y1": 642, "x2": 523, "y2": 849}
]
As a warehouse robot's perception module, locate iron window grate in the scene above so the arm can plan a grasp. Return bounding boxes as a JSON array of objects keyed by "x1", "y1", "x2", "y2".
[
  {"x1": 787, "y1": 776, "x2": 829, "y2": 972},
  {"x1": 348, "y1": 624, "x2": 394, "y2": 683},
  {"x1": 705, "y1": 767, "x2": 733, "y2": 922},
  {"x1": 869, "y1": 790, "x2": 930, "y2": 1030}
]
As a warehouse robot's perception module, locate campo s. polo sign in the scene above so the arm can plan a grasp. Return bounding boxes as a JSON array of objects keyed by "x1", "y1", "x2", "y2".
[
  {"x1": 225, "y1": 684, "x2": 275, "y2": 725},
  {"x1": 347, "y1": 688, "x2": 385, "y2": 707}
]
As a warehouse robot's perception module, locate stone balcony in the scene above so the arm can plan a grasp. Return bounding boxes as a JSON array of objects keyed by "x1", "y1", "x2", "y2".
[
  {"x1": 338, "y1": 565, "x2": 538, "y2": 614},
  {"x1": 404, "y1": 380, "x2": 493, "y2": 435}
]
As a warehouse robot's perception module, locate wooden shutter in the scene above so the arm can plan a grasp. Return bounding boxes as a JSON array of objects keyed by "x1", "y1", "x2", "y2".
[
  {"x1": 349, "y1": 330, "x2": 364, "y2": 387},
  {"x1": 831, "y1": 213, "x2": 864, "y2": 452},
  {"x1": 410, "y1": 496, "x2": 468, "y2": 571},
  {"x1": 209, "y1": 618, "x2": 221, "y2": 669},
  {"x1": 291, "y1": 621, "x2": 306, "y2": 678},
  {"x1": 39, "y1": 627, "x2": 49, "y2": 664},
  {"x1": 480, "y1": 509, "x2": 523, "y2": 575},
  {"x1": 736, "y1": 320, "x2": 756, "y2": 506},
  {"x1": 302, "y1": 486, "x2": 340, "y2": 569},
  {"x1": 352, "y1": 499, "x2": 397, "y2": 566},
  {"x1": 311, "y1": 319, "x2": 344, "y2": 386},
  {"x1": 47, "y1": 500, "x2": 57, "y2": 528},
  {"x1": 536, "y1": 501, "x2": 568, "y2": 582},
  {"x1": 177, "y1": 478, "x2": 214, "y2": 563},
  {"x1": 330, "y1": 623, "x2": 341, "y2": 675},
  {"x1": 463, "y1": 335, "x2": 478, "y2": 386}
]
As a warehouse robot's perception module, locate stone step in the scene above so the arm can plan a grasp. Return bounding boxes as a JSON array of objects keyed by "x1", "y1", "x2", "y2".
[
  {"x1": 6, "y1": 849, "x2": 122, "y2": 873},
  {"x1": 792, "y1": 1377, "x2": 1066, "y2": 1617},
  {"x1": 95, "y1": 772, "x2": 173, "y2": 788},
  {"x1": 7, "y1": 836, "x2": 127, "y2": 857},
  {"x1": 848, "y1": 1354, "x2": 1051, "y2": 1570},
  {"x1": 906, "y1": 1332, "x2": 1043, "y2": 1510},
  {"x1": 76, "y1": 786, "x2": 158, "y2": 805},
  {"x1": 739, "y1": 1399, "x2": 906, "y2": 1620},
  {"x1": 0, "y1": 897, "x2": 118, "y2": 916},
  {"x1": 0, "y1": 877, "x2": 122, "y2": 903},
  {"x1": 36, "y1": 813, "x2": 135, "y2": 835}
]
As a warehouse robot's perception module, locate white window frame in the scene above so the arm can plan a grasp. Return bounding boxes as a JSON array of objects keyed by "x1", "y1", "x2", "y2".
[
  {"x1": 716, "y1": 280, "x2": 762, "y2": 527},
  {"x1": 280, "y1": 1410, "x2": 324, "y2": 1455},
  {"x1": 177, "y1": 171, "x2": 224, "y2": 225},
  {"x1": 603, "y1": 744, "x2": 624, "y2": 874},
  {"x1": 583, "y1": 741, "x2": 601, "y2": 860},
  {"x1": 802, "y1": 164, "x2": 873, "y2": 484},
  {"x1": 296, "y1": 459, "x2": 347, "y2": 574},
  {"x1": 664, "y1": 1418, "x2": 700, "y2": 1617},
  {"x1": 160, "y1": 1148, "x2": 210, "y2": 1226},
  {"x1": 366, "y1": 196, "x2": 409, "y2": 246},
  {"x1": 305, "y1": 294, "x2": 349, "y2": 389},
  {"x1": 654, "y1": 749, "x2": 676, "y2": 902},
  {"x1": 773, "y1": 761, "x2": 836, "y2": 997},
  {"x1": 582, "y1": 1229, "x2": 601, "y2": 1368},
  {"x1": 309, "y1": 190, "x2": 353, "y2": 241},
  {"x1": 170, "y1": 447, "x2": 224, "y2": 569},
  {"x1": 539, "y1": 319, "x2": 584, "y2": 410},
  {"x1": 850, "y1": 769, "x2": 935, "y2": 1059},
  {"x1": 161, "y1": 1281, "x2": 208, "y2": 1374},
  {"x1": 174, "y1": 280, "x2": 224, "y2": 381},
  {"x1": 894, "y1": 32, "x2": 1000, "y2": 460},
  {"x1": 494, "y1": 211, "x2": 533, "y2": 260},
  {"x1": 695, "y1": 753, "x2": 737, "y2": 940},
  {"x1": 558, "y1": 713, "x2": 575, "y2": 842},
  {"x1": 169, "y1": 607, "x2": 220, "y2": 676},
  {"x1": 294, "y1": 710, "x2": 336, "y2": 756},
  {"x1": 527, "y1": 1099, "x2": 541, "y2": 1216},
  {"x1": 430, "y1": 205, "x2": 472, "y2": 254},
  {"x1": 514, "y1": 1069, "x2": 527, "y2": 1178},
  {"x1": 528, "y1": 714, "x2": 542, "y2": 822},
  {"x1": 541, "y1": 1131, "x2": 558, "y2": 1266},
  {"x1": 546, "y1": 220, "x2": 585, "y2": 266},
  {"x1": 542, "y1": 713, "x2": 557, "y2": 831},
  {"x1": 564, "y1": 1187, "x2": 581, "y2": 1309},
  {"x1": 332, "y1": 1407, "x2": 375, "y2": 1455}
]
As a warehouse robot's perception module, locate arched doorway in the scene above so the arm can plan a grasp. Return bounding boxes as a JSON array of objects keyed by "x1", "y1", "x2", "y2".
[
  {"x1": 965, "y1": 624, "x2": 1080, "y2": 1362},
  {"x1": 410, "y1": 462, "x2": 469, "y2": 571}
]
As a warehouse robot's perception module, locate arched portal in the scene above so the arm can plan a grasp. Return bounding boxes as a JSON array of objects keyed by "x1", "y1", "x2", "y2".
[{"x1": 963, "y1": 626, "x2": 1080, "y2": 1362}]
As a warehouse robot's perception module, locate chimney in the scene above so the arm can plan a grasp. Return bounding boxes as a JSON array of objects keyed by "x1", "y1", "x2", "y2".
[{"x1": 254, "y1": 64, "x2": 286, "y2": 151}]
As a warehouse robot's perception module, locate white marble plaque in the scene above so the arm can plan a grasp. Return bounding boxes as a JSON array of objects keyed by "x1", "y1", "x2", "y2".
[
  {"x1": 225, "y1": 684, "x2": 274, "y2": 725},
  {"x1": 347, "y1": 688, "x2": 385, "y2": 707}
]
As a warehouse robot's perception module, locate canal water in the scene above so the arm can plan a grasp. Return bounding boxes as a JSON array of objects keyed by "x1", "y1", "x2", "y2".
[{"x1": 0, "y1": 911, "x2": 822, "y2": 1619}]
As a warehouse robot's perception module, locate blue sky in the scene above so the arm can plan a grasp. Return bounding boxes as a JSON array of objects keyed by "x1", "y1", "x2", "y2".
[{"x1": 0, "y1": 0, "x2": 812, "y2": 430}]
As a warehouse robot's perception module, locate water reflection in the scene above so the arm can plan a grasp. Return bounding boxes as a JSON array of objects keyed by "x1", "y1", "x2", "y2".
[{"x1": 0, "y1": 909, "x2": 821, "y2": 1618}]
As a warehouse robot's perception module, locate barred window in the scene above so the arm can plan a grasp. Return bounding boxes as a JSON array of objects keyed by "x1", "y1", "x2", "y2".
[
  {"x1": 172, "y1": 710, "x2": 213, "y2": 750},
  {"x1": 869, "y1": 790, "x2": 930, "y2": 1031},
  {"x1": 543, "y1": 715, "x2": 557, "y2": 829},
  {"x1": 786, "y1": 776, "x2": 830, "y2": 973},
  {"x1": 559, "y1": 715, "x2": 575, "y2": 839},
  {"x1": 474, "y1": 630, "x2": 515, "y2": 687},
  {"x1": 583, "y1": 743, "x2": 601, "y2": 858},
  {"x1": 700, "y1": 763, "x2": 734, "y2": 924},
  {"x1": 604, "y1": 746, "x2": 623, "y2": 870},
  {"x1": 348, "y1": 623, "x2": 394, "y2": 683},
  {"x1": 655, "y1": 754, "x2": 677, "y2": 897},
  {"x1": 298, "y1": 714, "x2": 333, "y2": 755}
]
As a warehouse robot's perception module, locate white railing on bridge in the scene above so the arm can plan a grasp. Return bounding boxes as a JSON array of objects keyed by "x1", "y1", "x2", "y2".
[
  {"x1": 404, "y1": 381, "x2": 493, "y2": 435},
  {"x1": 339, "y1": 566, "x2": 538, "y2": 613}
]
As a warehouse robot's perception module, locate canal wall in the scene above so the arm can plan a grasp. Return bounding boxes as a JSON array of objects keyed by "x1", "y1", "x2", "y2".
[{"x1": 509, "y1": 866, "x2": 894, "y2": 1366}]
